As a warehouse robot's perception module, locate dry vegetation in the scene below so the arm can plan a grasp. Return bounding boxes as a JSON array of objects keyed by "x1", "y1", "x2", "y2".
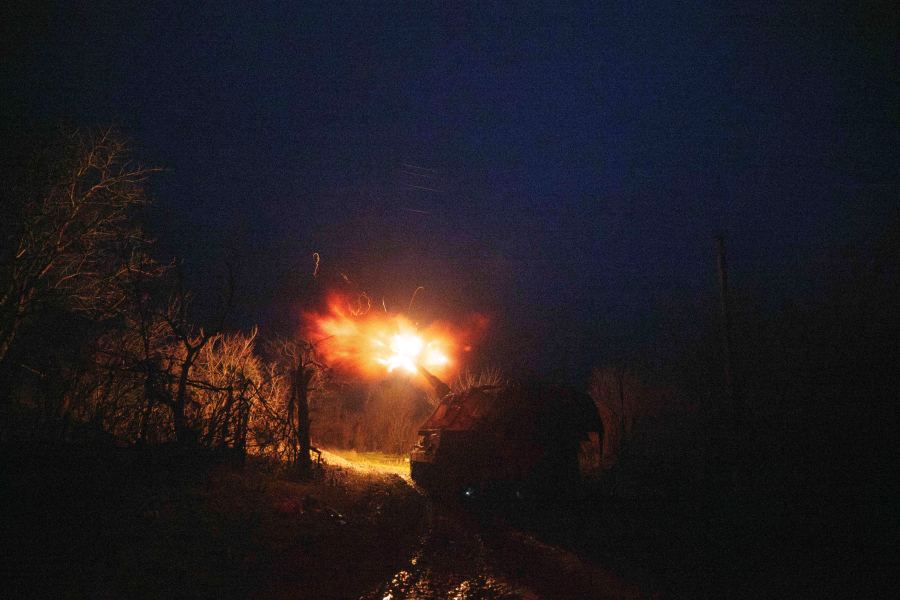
[
  {"x1": 311, "y1": 377, "x2": 433, "y2": 455},
  {"x1": 451, "y1": 366, "x2": 506, "y2": 393},
  {"x1": 0, "y1": 130, "x2": 331, "y2": 475}
]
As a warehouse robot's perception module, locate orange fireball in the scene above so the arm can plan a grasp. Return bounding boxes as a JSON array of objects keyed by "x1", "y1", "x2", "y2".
[{"x1": 304, "y1": 293, "x2": 473, "y2": 380}]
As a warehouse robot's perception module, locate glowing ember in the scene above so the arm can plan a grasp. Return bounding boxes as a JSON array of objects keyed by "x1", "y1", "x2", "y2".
[{"x1": 304, "y1": 293, "x2": 480, "y2": 380}]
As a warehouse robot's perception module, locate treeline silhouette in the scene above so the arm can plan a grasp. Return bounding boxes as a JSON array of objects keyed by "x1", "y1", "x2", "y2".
[
  {"x1": 0, "y1": 128, "x2": 333, "y2": 472},
  {"x1": 0, "y1": 128, "x2": 446, "y2": 468}
]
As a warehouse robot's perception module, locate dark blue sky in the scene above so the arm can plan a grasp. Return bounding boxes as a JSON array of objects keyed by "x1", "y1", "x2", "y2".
[{"x1": 3, "y1": 1, "x2": 897, "y2": 380}]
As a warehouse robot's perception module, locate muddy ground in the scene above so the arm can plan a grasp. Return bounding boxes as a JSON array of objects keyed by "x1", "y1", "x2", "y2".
[
  {"x1": 3, "y1": 445, "x2": 648, "y2": 599},
  {"x1": 4, "y1": 445, "x2": 878, "y2": 598}
]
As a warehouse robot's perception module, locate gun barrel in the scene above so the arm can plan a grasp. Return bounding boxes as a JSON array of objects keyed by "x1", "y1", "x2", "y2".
[{"x1": 416, "y1": 364, "x2": 451, "y2": 399}]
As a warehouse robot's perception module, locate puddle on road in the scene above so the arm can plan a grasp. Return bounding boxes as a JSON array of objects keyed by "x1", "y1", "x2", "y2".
[
  {"x1": 374, "y1": 558, "x2": 532, "y2": 600},
  {"x1": 363, "y1": 503, "x2": 539, "y2": 600},
  {"x1": 363, "y1": 499, "x2": 641, "y2": 600}
]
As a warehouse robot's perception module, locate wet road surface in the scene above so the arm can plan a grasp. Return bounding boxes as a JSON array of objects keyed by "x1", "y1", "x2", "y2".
[
  {"x1": 320, "y1": 448, "x2": 643, "y2": 599},
  {"x1": 361, "y1": 492, "x2": 642, "y2": 600}
]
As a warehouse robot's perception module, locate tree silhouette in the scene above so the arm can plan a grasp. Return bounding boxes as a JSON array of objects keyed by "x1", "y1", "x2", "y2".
[{"x1": 0, "y1": 128, "x2": 158, "y2": 377}]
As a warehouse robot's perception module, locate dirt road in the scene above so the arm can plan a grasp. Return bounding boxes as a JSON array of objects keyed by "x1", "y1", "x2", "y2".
[
  {"x1": 321, "y1": 450, "x2": 643, "y2": 600},
  {"x1": 363, "y1": 499, "x2": 643, "y2": 600}
]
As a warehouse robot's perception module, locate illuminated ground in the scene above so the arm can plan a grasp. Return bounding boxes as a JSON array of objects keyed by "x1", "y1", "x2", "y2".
[
  {"x1": 319, "y1": 447, "x2": 412, "y2": 481},
  {"x1": 6, "y1": 445, "x2": 647, "y2": 598},
  {"x1": 321, "y1": 446, "x2": 641, "y2": 599}
]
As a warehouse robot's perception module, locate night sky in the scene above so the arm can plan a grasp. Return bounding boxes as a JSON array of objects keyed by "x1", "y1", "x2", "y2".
[{"x1": 3, "y1": 1, "x2": 897, "y2": 381}]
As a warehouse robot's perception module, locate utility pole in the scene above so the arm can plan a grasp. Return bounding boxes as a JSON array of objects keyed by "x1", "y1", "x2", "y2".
[
  {"x1": 716, "y1": 235, "x2": 742, "y2": 488},
  {"x1": 617, "y1": 366, "x2": 626, "y2": 440},
  {"x1": 716, "y1": 236, "x2": 735, "y2": 414}
]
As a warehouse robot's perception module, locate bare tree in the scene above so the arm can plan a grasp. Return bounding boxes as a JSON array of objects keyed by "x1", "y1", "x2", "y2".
[
  {"x1": 82, "y1": 263, "x2": 234, "y2": 447},
  {"x1": 0, "y1": 128, "x2": 158, "y2": 372},
  {"x1": 244, "y1": 358, "x2": 290, "y2": 462},
  {"x1": 589, "y1": 365, "x2": 636, "y2": 470},
  {"x1": 268, "y1": 337, "x2": 327, "y2": 474},
  {"x1": 194, "y1": 328, "x2": 261, "y2": 453},
  {"x1": 157, "y1": 270, "x2": 232, "y2": 446}
]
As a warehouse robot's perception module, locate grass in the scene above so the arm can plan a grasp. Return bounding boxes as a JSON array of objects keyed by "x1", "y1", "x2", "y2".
[{"x1": 318, "y1": 447, "x2": 410, "y2": 478}]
